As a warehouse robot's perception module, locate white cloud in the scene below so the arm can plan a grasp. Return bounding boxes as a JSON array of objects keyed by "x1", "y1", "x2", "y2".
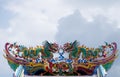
[
  {"x1": 63, "y1": 0, "x2": 120, "y2": 8},
  {"x1": 2, "y1": 0, "x2": 120, "y2": 47},
  {"x1": 0, "y1": 0, "x2": 73, "y2": 76},
  {"x1": 1, "y1": 0, "x2": 75, "y2": 45}
]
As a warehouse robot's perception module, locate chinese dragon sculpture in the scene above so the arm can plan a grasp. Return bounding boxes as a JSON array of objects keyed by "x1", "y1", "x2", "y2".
[{"x1": 3, "y1": 40, "x2": 118, "y2": 77}]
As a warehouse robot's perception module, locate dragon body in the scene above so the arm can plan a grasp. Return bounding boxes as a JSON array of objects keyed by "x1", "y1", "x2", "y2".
[{"x1": 4, "y1": 41, "x2": 117, "y2": 76}]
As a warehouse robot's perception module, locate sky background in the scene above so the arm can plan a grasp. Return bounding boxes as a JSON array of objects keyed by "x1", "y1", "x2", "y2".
[{"x1": 0, "y1": 0, "x2": 120, "y2": 77}]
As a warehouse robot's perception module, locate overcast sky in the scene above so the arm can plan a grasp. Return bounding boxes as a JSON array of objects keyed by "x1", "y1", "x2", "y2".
[{"x1": 0, "y1": 0, "x2": 120, "y2": 77}]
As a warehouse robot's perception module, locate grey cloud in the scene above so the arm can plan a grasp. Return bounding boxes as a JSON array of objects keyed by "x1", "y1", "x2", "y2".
[
  {"x1": 55, "y1": 10, "x2": 118, "y2": 46},
  {"x1": 55, "y1": 10, "x2": 120, "y2": 77}
]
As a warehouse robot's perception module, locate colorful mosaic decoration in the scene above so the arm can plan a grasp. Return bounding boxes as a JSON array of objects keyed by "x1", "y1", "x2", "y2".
[{"x1": 4, "y1": 41, "x2": 118, "y2": 77}]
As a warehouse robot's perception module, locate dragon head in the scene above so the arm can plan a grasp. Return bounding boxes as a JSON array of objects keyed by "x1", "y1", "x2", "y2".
[
  {"x1": 43, "y1": 41, "x2": 59, "y2": 53},
  {"x1": 63, "y1": 40, "x2": 79, "y2": 52}
]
